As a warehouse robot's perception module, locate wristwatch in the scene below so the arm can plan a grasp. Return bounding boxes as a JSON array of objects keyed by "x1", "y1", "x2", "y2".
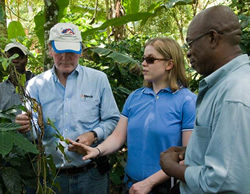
[{"x1": 90, "y1": 130, "x2": 98, "y2": 143}]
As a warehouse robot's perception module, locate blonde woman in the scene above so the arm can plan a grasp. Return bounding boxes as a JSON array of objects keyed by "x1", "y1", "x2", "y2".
[{"x1": 68, "y1": 37, "x2": 197, "y2": 194}]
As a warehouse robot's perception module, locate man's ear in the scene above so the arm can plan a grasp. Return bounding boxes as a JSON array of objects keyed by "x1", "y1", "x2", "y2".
[
  {"x1": 209, "y1": 30, "x2": 220, "y2": 49},
  {"x1": 166, "y1": 60, "x2": 174, "y2": 70},
  {"x1": 48, "y1": 44, "x2": 53, "y2": 56}
]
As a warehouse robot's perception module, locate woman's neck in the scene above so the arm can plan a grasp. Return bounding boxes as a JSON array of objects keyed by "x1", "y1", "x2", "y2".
[{"x1": 152, "y1": 81, "x2": 169, "y2": 94}]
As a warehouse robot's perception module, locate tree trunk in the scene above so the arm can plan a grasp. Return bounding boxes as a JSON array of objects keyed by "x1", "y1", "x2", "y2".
[
  {"x1": 112, "y1": 0, "x2": 126, "y2": 41},
  {"x1": 0, "y1": 0, "x2": 8, "y2": 49},
  {"x1": 43, "y1": 0, "x2": 59, "y2": 70}
]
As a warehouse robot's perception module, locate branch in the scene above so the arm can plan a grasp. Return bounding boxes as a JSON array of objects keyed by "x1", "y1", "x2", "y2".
[
  {"x1": 5, "y1": 5, "x2": 31, "y2": 22},
  {"x1": 89, "y1": 0, "x2": 99, "y2": 25}
]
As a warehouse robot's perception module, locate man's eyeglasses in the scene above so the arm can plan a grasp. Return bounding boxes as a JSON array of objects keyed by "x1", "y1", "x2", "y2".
[
  {"x1": 184, "y1": 30, "x2": 224, "y2": 50},
  {"x1": 142, "y1": 57, "x2": 169, "y2": 64},
  {"x1": 184, "y1": 32, "x2": 210, "y2": 50}
]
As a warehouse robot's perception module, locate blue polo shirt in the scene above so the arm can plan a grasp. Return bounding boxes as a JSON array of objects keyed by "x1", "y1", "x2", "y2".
[{"x1": 122, "y1": 87, "x2": 197, "y2": 181}]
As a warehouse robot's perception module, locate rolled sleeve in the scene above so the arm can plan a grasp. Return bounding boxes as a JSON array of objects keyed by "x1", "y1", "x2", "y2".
[{"x1": 185, "y1": 166, "x2": 204, "y2": 194}]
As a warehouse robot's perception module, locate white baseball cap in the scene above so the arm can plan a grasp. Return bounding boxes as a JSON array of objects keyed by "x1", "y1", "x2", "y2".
[
  {"x1": 49, "y1": 23, "x2": 82, "y2": 54},
  {"x1": 4, "y1": 42, "x2": 28, "y2": 55}
]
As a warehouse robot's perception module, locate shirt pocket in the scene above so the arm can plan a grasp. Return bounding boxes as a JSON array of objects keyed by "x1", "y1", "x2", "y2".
[
  {"x1": 72, "y1": 95, "x2": 100, "y2": 122},
  {"x1": 189, "y1": 124, "x2": 211, "y2": 163},
  {"x1": 195, "y1": 124, "x2": 211, "y2": 138}
]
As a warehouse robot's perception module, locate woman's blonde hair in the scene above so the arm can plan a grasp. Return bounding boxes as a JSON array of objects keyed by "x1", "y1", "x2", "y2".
[{"x1": 144, "y1": 37, "x2": 188, "y2": 91}]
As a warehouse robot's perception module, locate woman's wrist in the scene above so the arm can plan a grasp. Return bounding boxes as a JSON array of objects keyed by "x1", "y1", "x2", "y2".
[{"x1": 95, "y1": 147, "x2": 101, "y2": 157}]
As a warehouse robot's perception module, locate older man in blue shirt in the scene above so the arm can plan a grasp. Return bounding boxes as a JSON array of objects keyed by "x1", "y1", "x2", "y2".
[
  {"x1": 15, "y1": 23, "x2": 120, "y2": 194},
  {"x1": 160, "y1": 5, "x2": 250, "y2": 194}
]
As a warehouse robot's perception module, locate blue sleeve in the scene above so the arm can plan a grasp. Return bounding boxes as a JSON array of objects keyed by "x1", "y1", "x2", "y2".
[
  {"x1": 182, "y1": 94, "x2": 197, "y2": 130},
  {"x1": 93, "y1": 74, "x2": 120, "y2": 140},
  {"x1": 121, "y1": 90, "x2": 135, "y2": 118}
]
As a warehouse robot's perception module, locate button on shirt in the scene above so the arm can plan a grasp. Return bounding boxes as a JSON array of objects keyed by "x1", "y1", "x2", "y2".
[
  {"x1": 26, "y1": 65, "x2": 120, "y2": 168},
  {"x1": 181, "y1": 54, "x2": 250, "y2": 193},
  {"x1": 122, "y1": 87, "x2": 196, "y2": 181}
]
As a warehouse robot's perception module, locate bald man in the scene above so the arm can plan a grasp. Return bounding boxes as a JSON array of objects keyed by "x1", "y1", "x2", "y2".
[{"x1": 160, "y1": 5, "x2": 250, "y2": 193}]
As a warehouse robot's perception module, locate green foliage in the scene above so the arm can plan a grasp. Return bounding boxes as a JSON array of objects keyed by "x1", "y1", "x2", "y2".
[
  {"x1": 47, "y1": 117, "x2": 71, "y2": 162},
  {"x1": 0, "y1": 149, "x2": 38, "y2": 194},
  {"x1": 81, "y1": 12, "x2": 154, "y2": 38},
  {"x1": 92, "y1": 47, "x2": 140, "y2": 66},
  {"x1": 34, "y1": 0, "x2": 70, "y2": 47},
  {"x1": 57, "y1": 0, "x2": 70, "y2": 21},
  {"x1": 2, "y1": 167, "x2": 23, "y2": 194},
  {"x1": 0, "y1": 54, "x2": 18, "y2": 72},
  {"x1": 230, "y1": 0, "x2": 250, "y2": 55},
  {"x1": 165, "y1": 0, "x2": 193, "y2": 8},
  {"x1": 34, "y1": 11, "x2": 45, "y2": 46},
  {"x1": 0, "y1": 5, "x2": 4, "y2": 22},
  {"x1": 0, "y1": 109, "x2": 38, "y2": 157},
  {"x1": 0, "y1": 109, "x2": 39, "y2": 193},
  {"x1": 125, "y1": 0, "x2": 140, "y2": 14},
  {"x1": 84, "y1": 35, "x2": 147, "y2": 110},
  {"x1": 7, "y1": 21, "x2": 26, "y2": 40},
  {"x1": 109, "y1": 149, "x2": 127, "y2": 190}
]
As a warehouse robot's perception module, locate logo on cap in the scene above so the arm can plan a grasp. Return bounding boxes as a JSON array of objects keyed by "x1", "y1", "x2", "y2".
[{"x1": 61, "y1": 28, "x2": 75, "y2": 36}]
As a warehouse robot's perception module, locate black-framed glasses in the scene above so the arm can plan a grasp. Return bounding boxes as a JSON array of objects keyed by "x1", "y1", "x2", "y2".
[
  {"x1": 184, "y1": 32, "x2": 210, "y2": 50},
  {"x1": 142, "y1": 56, "x2": 169, "y2": 64},
  {"x1": 184, "y1": 30, "x2": 224, "y2": 50}
]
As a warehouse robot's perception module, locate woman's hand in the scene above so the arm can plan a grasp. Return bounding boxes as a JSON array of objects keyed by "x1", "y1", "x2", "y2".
[
  {"x1": 67, "y1": 138, "x2": 100, "y2": 160},
  {"x1": 129, "y1": 180, "x2": 153, "y2": 194}
]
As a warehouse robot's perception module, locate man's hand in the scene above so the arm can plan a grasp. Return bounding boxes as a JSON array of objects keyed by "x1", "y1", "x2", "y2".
[
  {"x1": 15, "y1": 113, "x2": 30, "y2": 133},
  {"x1": 75, "y1": 132, "x2": 96, "y2": 146},
  {"x1": 160, "y1": 146, "x2": 187, "y2": 182}
]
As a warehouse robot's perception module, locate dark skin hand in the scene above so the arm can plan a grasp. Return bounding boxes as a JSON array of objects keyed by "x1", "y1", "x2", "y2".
[{"x1": 160, "y1": 146, "x2": 187, "y2": 182}]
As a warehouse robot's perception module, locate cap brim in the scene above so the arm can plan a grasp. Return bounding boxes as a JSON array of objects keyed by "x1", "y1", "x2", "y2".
[
  {"x1": 4, "y1": 44, "x2": 28, "y2": 55},
  {"x1": 52, "y1": 41, "x2": 82, "y2": 54}
]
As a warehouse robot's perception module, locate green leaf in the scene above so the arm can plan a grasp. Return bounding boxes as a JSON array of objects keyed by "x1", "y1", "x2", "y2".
[
  {"x1": 7, "y1": 21, "x2": 26, "y2": 40},
  {"x1": 46, "y1": 154, "x2": 57, "y2": 176},
  {"x1": 0, "y1": 4, "x2": 4, "y2": 22},
  {"x1": 20, "y1": 73, "x2": 26, "y2": 88},
  {"x1": 147, "y1": 1, "x2": 163, "y2": 13},
  {"x1": 91, "y1": 48, "x2": 112, "y2": 56},
  {"x1": 117, "y1": 87, "x2": 131, "y2": 95},
  {"x1": 2, "y1": 167, "x2": 22, "y2": 194},
  {"x1": 117, "y1": 64, "x2": 128, "y2": 77},
  {"x1": 0, "y1": 104, "x2": 26, "y2": 116},
  {"x1": 82, "y1": 12, "x2": 154, "y2": 38},
  {"x1": 0, "y1": 123, "x2": 21, "y2": 131},
  {"x1": 0, "y1": 132, "x2": 14, "y2": 156},
  {"x1": 1, "y1": 53, "x2": 19, "y2": 71},
  {"x1": 165, "y1": 0, "x2": 193, "y2": 8},
  {"x1": 92, "y1": 48, "x2": 139, "y2": 66},
  {"x1": 34, "y1": 11, "x2": 45, "y2": 46},
  {"x1": 127, "y1": 0, "x2": 140, "y2": 14},
  {"x1": 56, "y1": 142, "x2": 71, "y2": 162},
  {"x1": 1, "y1": 57, "x2": 10, "y2": 71},
  {"x1": 12, "y1": 132, "x2": 38, "y2": 154},
  {"x1": 57, "y1": 0, "x2": 70, "y2": 21}
]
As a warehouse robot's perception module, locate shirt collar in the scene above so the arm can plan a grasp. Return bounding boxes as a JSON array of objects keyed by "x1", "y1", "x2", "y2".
[
  {"x1": 52, "y1": 64, "x2": 80, "y2": 82},
  {"x1": 142, "y1": 86, "x2": 181, "y2": 95},
  {"x1": 203, "y1": 54, "x2": 249, "y2": 89}
]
